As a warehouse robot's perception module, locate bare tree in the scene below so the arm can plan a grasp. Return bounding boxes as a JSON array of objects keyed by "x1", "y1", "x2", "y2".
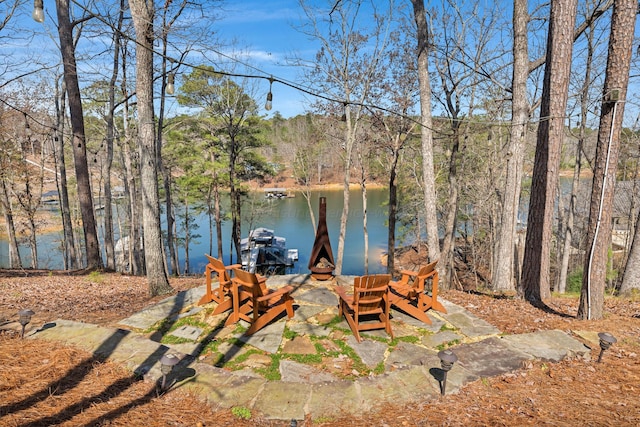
[
  {"x1": 297, "y1": 0, "x2": 393, "y2": 274},
  {"x1": 0, "y1": 109, "x2": 22, "y2": 268},
  {"x1": 578, "y1": 0, "x2": 636, "y2": 319},
  {"x1": 118, "y1": 35, "x2": 144, "y2": 276},
  {"x1": 556, "y1": 2, "x2": 603, "y2": 293},
  {"x1": 521, "y1": 0, "x2": 579, "y2": 306},
  {"x1": 157, "y1": 0, "x2": 189, "y2": 276},
  {"x1": 52, "y1": 75, "x2": 79, "y2": 269},
  {"x1": 410, "y1": 0, "x2": 440, "y2": 267},
  {"x1": 493, "y1": 0, "x2": 530, "y2": 292},
  {"x1": 56, "y1": 0, "x2": 102, "y2": 269},
  {"x1": 129, "y1": 0, "x2": 173, "y2": 296},
  {"x1": 100, "y1": 0, "x2": 127, "y2": 271}
]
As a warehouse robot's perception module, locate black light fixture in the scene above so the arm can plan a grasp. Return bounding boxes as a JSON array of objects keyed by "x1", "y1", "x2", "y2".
[
  {"x1": 265, "y1": 77, "x2": 274, "y2": 111},
  {"x1": 160, "y1": 353, "x2": 180, "y2": 390},
  {"x1": 18, "y1": 309, "x2": 35, "y2": 339},
  {"x1": 340, "y1": 103, "x2": 347, "y2": 122},
  {"x1": 597, "y1": 332, "x2": 617, "y2": 363},
  {"x1": 437, "y1": 349, "x2": 458, "y2": 395},
  {"x1": 32, "y1": 0, "x2": 45, "y2": 23}
]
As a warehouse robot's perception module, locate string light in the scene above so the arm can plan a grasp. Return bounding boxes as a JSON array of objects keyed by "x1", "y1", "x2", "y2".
[
  {"x1": 23, "y1": 0, "x2": 586, "y2": 134},
  {"x1": 32, "y1": 0, "x2": 45, "y2": 23},
  {"x1": 166, "y1": 73, "x2": 175, "y2": 95},
  {"x1": 265, "y1": 77, "x2": 273, "y2": 111}
]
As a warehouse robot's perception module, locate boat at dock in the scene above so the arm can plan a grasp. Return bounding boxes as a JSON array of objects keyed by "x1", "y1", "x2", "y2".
[
  {"x1": 263, "y1": 188, "x2": 294, "y2": 198},
  {"x1": 241, "y1": 227, "x2": 299, "y2": 275}
]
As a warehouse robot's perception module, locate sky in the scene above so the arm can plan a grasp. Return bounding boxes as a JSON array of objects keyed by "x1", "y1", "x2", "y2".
[
  {"x1": 195, "y1": 0, "x2": 322, "y2": 118},
  {"x1": 6, "y1": 0, "x2": 321, "y2": 118},
  {"x1": 6, "y1": 0, "x2": 639, "y2": 124}
]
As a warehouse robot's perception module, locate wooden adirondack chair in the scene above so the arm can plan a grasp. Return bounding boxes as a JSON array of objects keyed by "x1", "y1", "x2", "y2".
[
  {"x1": 389, "y1": 260, "x2": 446, "y2": 324},
  {"x1": 231, "y1": 268, "x2": 295, "y2": 335},
  {"x1": 335, "y1": 274, "x2": 393, "y2": 342},
  {"x1": 198, "y1": 255, "x2": 247, "y2": 316}
]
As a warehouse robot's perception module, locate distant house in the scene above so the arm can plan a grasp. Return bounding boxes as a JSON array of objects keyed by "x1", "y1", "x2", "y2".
[
  {"x1": 112, "y1": 186, "x2": 125, "y2": 199},
  {"x1": 566, "y1": 179, "x2": 639, "y2": 251},
  {"x1": 41, "y1": 190, "x2": 59, "y2": 206},
  {"x1": 611, "y1": 181, "x2": 639, "y2": 250}
]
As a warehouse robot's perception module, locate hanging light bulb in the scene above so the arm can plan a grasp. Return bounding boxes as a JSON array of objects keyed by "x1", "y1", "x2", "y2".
[
  {"x1": 340, "y1": 103, "x2": 347, "y2": 122},
  {"x1": 265, "y1": 77, "x2": 274, "y2": 111},
  {"x1": 166, "y1": 73, "x2": 175, "y2": 95},
  {"x1": 32, "y1": 0, "x2": 45, "y2": 23},
  {"x1": 265, "y1": 92, "x2": 273, "y2": 111}
]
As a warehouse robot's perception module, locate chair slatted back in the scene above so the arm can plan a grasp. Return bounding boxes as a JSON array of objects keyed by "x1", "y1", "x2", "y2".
[
  {"x1": 354, "y1": 274, "x2": 391, "y2": 316},
  {"x1": 232, "y1": 267, "x2": 268, "y2": 298},
  {"x1": 205, "y1": 254, "x2": 231, "y2": 283},
  {"x1": 414, "y1": 260, "x2": 438, "y2": 291}
]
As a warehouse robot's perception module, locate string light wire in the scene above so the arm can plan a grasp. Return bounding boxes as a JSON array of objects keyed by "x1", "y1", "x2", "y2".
[{"x1": 8, "y1": 0, "x2": 601, "y2": 136}]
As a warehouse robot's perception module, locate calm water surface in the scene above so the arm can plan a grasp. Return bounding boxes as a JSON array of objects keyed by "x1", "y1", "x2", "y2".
[
  {"x1": 186, "y1": 188, "x2": 391, "y2": 275},
  {"x1": 0, "y1": 188, "x2": 394, "y2": 275}
]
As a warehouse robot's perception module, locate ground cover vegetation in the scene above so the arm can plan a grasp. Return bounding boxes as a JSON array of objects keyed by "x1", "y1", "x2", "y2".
[{"x1": 0, "y1": 271, "x2": 639, "y2": 425}]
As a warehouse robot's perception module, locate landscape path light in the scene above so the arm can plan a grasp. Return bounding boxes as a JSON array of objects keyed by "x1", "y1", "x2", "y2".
[
  {"x1": 437, "y1": 349, "x2": 458, "y2": 396},
  {"x1": 160, "y1": 353, "x2": 180, "y2": 390},
  {"x1": 597, "y1": 332, "x2": 617, "y2": 363},
  {"x1": 18, "y1": 309, "x2": 35, "y2": 339}
]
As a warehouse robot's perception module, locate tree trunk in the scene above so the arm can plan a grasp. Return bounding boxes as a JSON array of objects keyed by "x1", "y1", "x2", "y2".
[
  {"x1": 578, "y1": 0, "x2": 636, "y2": 319},
  {"x1": 440, "y1": 126, "x2": 461, "y2": 288},
  {"x1": 0, "y1": 179, "x2": 21, "y2": 268},
  {"x1": 387, "y1": 137, "x2": 400, "y2": 274},
  {"x1": 158, "y1": 26, "x2": 179, "y2": 277},
  {"x1": 183, "y1": 199, "x2": 190, "y2": 274},
  {"x1": 493, "y1": 0, "x2": 529, "y2": 292},
  {"x1": 229, "y1": 142, "x2": 242, "y2": 265},
  {"x1": 130, "y1": 0, "x2": 173, "y2": 296},
  {"x1": 558, "y1": 23, "x2": 594, "y2": 293},
  {"x1": 120, "y1": 119, "x2": 142, "y2": 275},
  {"x1": 620, "y1": 207, "x2": 640, "y2": 295},
  {"x1": 335, "y1": 105, "x2": 355, "y2": 275},
  {"x1": 214, "y1": 167, "x2": 223, "y2": 259},
  {"x1": 56, "y1": 0, "x2": 102, "y2": 269},
  {"x1": 411, "y1": 0, "x2": 440, "y2": 266},
  {"x1": 53, "y1": 78, "x2": 77, "y2": 270},
  {"x1": 103, "y1": 3, "x2": 124, "y2": 271},
  {"x1": 359, "y1": 153, "x2": 369, "y2": 275},
  {"x1": 521, "y1": 0, "x2": 578, "y2": 305}
]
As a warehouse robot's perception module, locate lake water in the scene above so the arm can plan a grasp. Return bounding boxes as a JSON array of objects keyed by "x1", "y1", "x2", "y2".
[
  {"x1": 0, "y1": 188, "x2": 394, "y2": 275},
  {"x1": 185, "y1": 188, "x2": 392, "y2": 275}
]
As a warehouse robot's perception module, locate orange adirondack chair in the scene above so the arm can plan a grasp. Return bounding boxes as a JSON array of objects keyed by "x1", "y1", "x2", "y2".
[
  {"x1": 231, "y1": 268, "x2": 295, "y2": 335},
  {"x1": 198, "y1": 255, "x2": 246, "y2": 316},
  {"x1": 335, "y1": 274, "x2": 394, "y2": 342},
  {"x1": 389, "y1": 260, "x2": 446, "y2": 324}
]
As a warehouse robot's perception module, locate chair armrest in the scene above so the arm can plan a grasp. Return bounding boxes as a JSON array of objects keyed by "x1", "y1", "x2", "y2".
[
  {"x1": 420, "y1": 270, "x2": 438, "y2": 281},
  {"x1": 390, "y1": 283, "x2": 412, "y2": 293},
  {"x1": 225, "y1": 264, "x2": 242, "y2": 270},
  {"x1": 399, "y1": 270, "x2": 418, "y2": 277},
  {"x1": 256, "y1": 285, "x2": 293, "y2": 303},
  {"x1": 335, "y1": 286, "x2": 351, "y2": 303}
]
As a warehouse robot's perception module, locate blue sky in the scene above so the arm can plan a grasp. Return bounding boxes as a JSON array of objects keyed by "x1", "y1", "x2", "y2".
[
  {"x1": 204, "y1": 0, "x2": 321, "y2": 118},
  {"x1": 6, "y1": 0, "x2": 319, "y2": 118}
]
